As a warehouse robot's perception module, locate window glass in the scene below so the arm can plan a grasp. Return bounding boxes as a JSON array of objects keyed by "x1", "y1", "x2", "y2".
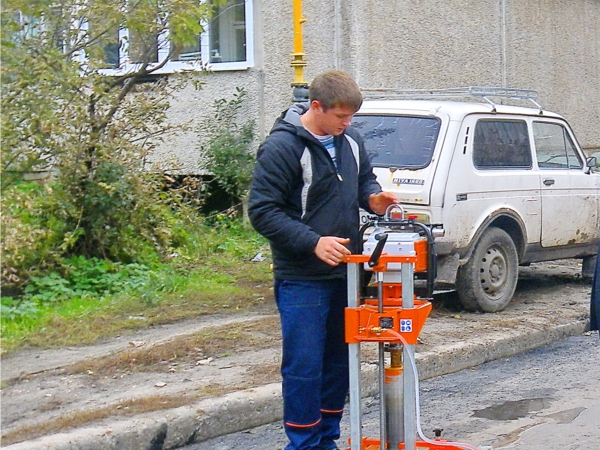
[
  {"x1": 17, "y1": 11, "x2": 42, "y2": 40},
  {"x1": 16, "y1": 11, "x2": 62, "y2": 48},
  {"x1": 209, "y1": 0, "x2": 246, "y2": 63},
  {"x1": 473, "y1": 120, "x2": 532, "y2": 169},
  {"x1": 172, "y1": 36, "x2": 201, "y2": 61},
  {"x1": 351, "y1": 115, "x2": 441, "y2": 168},
  {"x1": 128, "y1": 31, "x2": 158, "y2": 64},
  {"x1": 533, "y1": 122, "x2": 582, "y2": 169},
  {"x1": 88, "y1": 21, "x2": 120, "y2": 69}
]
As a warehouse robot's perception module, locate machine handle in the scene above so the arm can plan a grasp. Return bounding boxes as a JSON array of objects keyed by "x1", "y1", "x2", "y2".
[
  {"x1": 384, "y1": 204, "x2": 405, "y2": 221},
  {"x1": 368, "y1": 233, "x2": 388, "y2": 267}
]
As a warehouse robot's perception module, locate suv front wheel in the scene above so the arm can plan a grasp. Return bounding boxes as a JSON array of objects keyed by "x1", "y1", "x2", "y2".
[{"x1": 456, "y1": 227, "x2": 518, "y2": 312}]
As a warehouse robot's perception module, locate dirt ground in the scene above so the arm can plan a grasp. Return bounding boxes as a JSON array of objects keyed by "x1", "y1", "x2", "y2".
[{"x1": 0, "y1": 259, "x2": 594, "y2": 446}]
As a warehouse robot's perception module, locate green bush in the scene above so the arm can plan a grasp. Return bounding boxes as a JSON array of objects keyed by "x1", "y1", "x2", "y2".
[
  {"x1": 0, "y1": 177, "x2": 204, "y2": 293},
  {"x1": 1, "y1": 182, "x2": 71, "y2": 291},
  {"x1": 0, "y1": 216, "x2": 268, "y2": 321},
  {"x1": 201, "y1": 88, "x2": 256, "y2": 206},
  {"x1": 1, "y1": 257, "x2": 152, "y2": 319}
]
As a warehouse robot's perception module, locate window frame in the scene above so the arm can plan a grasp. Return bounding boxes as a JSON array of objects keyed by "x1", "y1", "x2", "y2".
[{"x1": 203, "y1": 0, "x2": 253, "y2": 70}]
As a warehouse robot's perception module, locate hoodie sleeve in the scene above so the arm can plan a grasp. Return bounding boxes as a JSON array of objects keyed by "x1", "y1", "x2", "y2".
[{"x1": 248, "y1": 134, "x2": 322, "y2": 256}]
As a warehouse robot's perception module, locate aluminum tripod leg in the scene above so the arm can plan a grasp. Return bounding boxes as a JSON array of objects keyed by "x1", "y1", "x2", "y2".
[
  {"x1": 376, "y1": 272, "x2": 387, "y2": 448},
  {"x1": 402, "y1": 262, "x2": 416, "y2": 450},
  {"x1": 347, "y1": 262, "x2": 362, "y2": 450}
]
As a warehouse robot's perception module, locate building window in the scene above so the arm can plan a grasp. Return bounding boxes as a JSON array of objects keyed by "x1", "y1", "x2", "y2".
[
  {"x1": 87, "y1": 17, "x2": 121, "y2": 69},
  {"x1": 201, "y1": 0, "x2": 253, "y2": 70},
  {"x1": 208, "y1": 0, "x2": 247, "y2": 64},
  {"x1": 95, "y1": 0, "x2": 253, "y2": 75}
]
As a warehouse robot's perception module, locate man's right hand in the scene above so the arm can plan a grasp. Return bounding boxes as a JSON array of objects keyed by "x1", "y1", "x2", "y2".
[{"x1": 314, "y1": 236, "x2": 351, "y2": 266}]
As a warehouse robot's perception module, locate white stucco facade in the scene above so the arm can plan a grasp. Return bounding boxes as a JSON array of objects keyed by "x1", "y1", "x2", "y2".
[{"x1": 157, "y1": 0, "x2": 600, "y2": 174}]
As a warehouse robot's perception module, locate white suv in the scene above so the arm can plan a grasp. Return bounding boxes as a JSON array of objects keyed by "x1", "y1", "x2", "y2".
[{"x1": 354, "y1": 87, "x2": 599, "y2": 312}]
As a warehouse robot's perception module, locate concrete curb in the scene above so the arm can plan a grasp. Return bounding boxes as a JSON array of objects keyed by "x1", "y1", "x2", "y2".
[
  {"x1": 4, "y1": 319, "x2": 588, "y2": 450},
  {"x1": 4, "y1": 385, "x2": 283, "y2": 450}
]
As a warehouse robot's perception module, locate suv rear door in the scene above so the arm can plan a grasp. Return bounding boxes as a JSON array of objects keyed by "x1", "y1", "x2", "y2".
[{"x1": 352, "y1": 113, "x2": 444, "y2": 207}]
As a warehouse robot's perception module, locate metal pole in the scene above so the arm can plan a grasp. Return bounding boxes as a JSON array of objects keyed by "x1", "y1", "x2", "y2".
[
  {"x1": 385, "y1": 344, "x2": 404, "y2": 448},
  {"x1": 402, "y1": 262, "x2": 416, "y2": 450},
  {"x1": 347, "y1": 262, "x2": 362, "y2": 450},
  {"x1": 291, "y1": 0, "x2": 308, "y2": 102},
  {"x1": 377, "y1": 271, "x2": 387, "y2": 447}
]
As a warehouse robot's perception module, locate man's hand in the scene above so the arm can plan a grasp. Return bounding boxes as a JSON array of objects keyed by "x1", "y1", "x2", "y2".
[
  {"x1": 314, "y1": 236, "x2": 351, "y2": 266},
  {"x1": 368, "y1": 192, "x2": 400, "y2": 215}
]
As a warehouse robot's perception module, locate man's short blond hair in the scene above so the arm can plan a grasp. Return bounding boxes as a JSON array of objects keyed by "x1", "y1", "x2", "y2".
[{"x1": 309, "y1": 70, "x2": 363, "y2": 112}]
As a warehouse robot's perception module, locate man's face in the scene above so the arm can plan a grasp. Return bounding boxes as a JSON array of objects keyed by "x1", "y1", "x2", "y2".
[{"x1": 312, "y1": 101, "x2": 356, "y2": 136}]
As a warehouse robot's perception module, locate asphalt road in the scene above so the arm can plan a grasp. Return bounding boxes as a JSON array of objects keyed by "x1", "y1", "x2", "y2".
[{"x1": 187, "y1": 332, "x2": 600, "y2": 450}]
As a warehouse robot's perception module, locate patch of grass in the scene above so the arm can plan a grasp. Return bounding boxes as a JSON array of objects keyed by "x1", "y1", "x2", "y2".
[
  {"x1": 0, "y1": 224, "x2": 276, "y2": 355},
  {"x1": 1, "y1": 314, "x2": 283, "y2": 447}
]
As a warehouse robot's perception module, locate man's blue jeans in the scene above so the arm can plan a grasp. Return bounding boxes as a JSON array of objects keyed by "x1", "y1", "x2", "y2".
[{"x1": 275, "y1": 279, "x2": 349, "y2": 450}]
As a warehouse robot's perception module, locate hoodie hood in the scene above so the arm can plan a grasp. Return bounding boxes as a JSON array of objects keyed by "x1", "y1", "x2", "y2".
[{"x1": 270, "y1": 103, "x2": 310, "y2": 135}]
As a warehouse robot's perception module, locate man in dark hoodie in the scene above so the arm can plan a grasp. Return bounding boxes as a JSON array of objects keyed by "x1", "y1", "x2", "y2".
[{"x1": 248, "y1": 70, "x2": 398, "y2": 450}]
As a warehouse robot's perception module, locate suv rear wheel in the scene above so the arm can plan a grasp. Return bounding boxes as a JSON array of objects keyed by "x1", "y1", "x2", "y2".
[{"x1": 456, "y1": 227, "x2": 518, "y2": 312}]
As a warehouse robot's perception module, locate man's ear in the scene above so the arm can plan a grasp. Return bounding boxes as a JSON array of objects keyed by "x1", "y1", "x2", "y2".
[{"x1": 311, "y1": 100, "x2": 323, "y2": 112}]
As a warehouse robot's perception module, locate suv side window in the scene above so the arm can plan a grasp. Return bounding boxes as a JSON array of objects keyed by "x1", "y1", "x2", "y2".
[
  {"x1": 473, "y1": 119, "x2": 532, "y2": 169},
  {"x1": 533, "y1": 122, "x2": 583, "y2": 169}
]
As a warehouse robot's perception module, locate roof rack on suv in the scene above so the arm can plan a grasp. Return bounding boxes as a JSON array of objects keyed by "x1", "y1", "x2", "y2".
[{"x1": 361, "y1": 86, "x2": 543, "y2": 114}]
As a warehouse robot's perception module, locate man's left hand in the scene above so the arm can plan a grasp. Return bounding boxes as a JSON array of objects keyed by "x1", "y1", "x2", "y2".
[{"x1": 368, "y1": 192, "x2": 400, "y2": 215}]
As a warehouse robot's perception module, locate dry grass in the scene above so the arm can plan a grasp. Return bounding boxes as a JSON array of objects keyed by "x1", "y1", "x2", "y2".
[
  {"x1": 0, "y1": 393, "x2": 203, "y2": 446},
  {"x1": 2, "y1": 316, "x2": 283, "y2": 447},
  {"x1": 481, "y1": 316, "x2": 521, "y2": 329},
  {"x1": 245, "y1": 362, "x2": 281, "y2": 386},
  {"x1": 1, "y1": 367, "x2": 281, "y2": 447},
  {"x1": 67, "y1": 315, "x2": 282, "y2": 376}
]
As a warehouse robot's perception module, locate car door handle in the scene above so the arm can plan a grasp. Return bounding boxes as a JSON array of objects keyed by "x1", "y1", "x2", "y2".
[{"x1": 543, "y1": 178, "x2": 555, "y2": 186}]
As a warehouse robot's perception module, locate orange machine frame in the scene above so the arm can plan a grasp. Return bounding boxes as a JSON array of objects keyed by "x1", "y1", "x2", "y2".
[{"x1": 343, "y1": 253, "x2": 432, "y2": 346}]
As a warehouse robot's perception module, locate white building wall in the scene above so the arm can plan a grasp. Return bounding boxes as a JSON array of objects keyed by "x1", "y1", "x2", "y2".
[{"x1": 157, "y1": 0, "x2": 600, "y2": 174}]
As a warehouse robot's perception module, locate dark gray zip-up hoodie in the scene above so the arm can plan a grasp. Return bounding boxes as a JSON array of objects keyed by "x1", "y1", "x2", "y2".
[{"x1": 248, "y1": 103, "x2": 382, "y2": 280}]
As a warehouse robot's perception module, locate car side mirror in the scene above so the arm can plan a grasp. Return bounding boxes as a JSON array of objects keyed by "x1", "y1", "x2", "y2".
[{"x1": 585, "y1": 156, "x2": 598, "y2": 174}]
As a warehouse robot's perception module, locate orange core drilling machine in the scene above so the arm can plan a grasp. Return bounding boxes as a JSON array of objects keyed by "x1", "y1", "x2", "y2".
[{"x1": 343, "y1": 205, "x2": 479, "y2": 450}]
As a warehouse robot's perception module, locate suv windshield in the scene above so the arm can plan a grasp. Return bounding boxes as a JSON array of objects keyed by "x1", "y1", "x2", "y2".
[{"x1": 352, "y1": 115, "x2": 441, "y2": 168}]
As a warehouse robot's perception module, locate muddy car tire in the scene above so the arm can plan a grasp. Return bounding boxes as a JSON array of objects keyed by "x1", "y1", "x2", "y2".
[{"x1": 456, "y1": 227, "x2": 518, "y2": 312}]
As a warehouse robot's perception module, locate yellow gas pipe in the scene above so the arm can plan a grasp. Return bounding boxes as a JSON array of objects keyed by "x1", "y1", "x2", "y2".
[{"x1": 291, "y1": 0, "x2": 309, "y2": 101}]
